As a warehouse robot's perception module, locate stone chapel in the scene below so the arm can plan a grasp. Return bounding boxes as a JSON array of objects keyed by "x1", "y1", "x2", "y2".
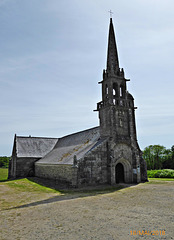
[{"x1": 9, "y1": 18, "x2": 148, "y2": 186}]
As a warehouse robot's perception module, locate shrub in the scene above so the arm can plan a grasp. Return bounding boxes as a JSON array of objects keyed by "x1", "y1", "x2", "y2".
[{"x1": 147, "y1": 169, "x2": 174, "y2": 178}]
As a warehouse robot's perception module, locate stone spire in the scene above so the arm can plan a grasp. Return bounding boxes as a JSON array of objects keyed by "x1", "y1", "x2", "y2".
[{"x1": 106, "y1": 18, "x2": 119, "y2": 74}]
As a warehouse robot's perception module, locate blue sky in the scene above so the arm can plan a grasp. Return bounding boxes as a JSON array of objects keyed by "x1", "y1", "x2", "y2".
[{"x1": 0, "y1": 0, "x2": 174, "y2": 155}]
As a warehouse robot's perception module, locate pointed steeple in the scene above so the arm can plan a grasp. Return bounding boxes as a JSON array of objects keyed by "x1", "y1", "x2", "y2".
[{"x1": 106, "y1": 18, "x2": 119, "y2": 74}]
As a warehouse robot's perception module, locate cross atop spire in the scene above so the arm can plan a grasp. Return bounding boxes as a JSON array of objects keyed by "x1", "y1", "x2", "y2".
[{"x1": 108, "y1": 10, "x2": 113, "y2": 18}]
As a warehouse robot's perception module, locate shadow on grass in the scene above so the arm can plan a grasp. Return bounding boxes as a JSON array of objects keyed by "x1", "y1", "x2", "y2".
[
  {"x1": 6, "y1": 177, "x2": 137, "y2": 210},
  {"x1": 0, "y1": 178, "x2": 16, "y2": 183}
]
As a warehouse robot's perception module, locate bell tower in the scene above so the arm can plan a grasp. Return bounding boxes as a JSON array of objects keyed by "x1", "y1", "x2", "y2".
[
  {"x1": 97, "y1": 18, "x2": 137, "y2": 145},
  {"x1": 96, "y1": 18, "x2": 147, "y2": 183}
]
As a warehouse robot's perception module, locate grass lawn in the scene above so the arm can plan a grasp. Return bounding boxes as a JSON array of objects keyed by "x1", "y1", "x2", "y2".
[
  {"x1": 0, "y1": 177, "x2": 62, "y2": 210},
  {"x1": 0, "y1": 168, "x2": 8, "y2": 181},
  {"x1": 0, "y1": 175, "x2": 122, "y2": 211},
  {"x1": 148, "y1": 178, "x2": 174, "y2": 181}
]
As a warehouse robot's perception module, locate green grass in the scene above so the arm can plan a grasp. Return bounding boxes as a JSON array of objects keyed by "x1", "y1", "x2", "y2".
[
  {"x1": 0, "y1": 178, "x2": 61, "y2": 210},
  {"x1": 147, "y1": 169, "x2": 174, "y2": 178},
  {"x1": 148, "y1": 178, "x2": 174, "y2": 181},
  {"x1": 0, "y1": 168, "x2": 60, "y2": 193},
  {"x1": 5, "y1": 178, "x2": 61, "y2": 193},
  {"x1": 146, "y1": 178, "x2": 174, "y2": 185},
  {"x1": 0, "y1": 177, "x2": 124, "y2": 210},
  {"x1": 0, "y1": 168, "x2": 8, "y2": 181}
]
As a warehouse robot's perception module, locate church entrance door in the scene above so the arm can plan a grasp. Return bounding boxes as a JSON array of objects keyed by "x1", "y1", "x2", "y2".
[{"x1": 115, "y1": 163, "x2": 124, "y2": 183}]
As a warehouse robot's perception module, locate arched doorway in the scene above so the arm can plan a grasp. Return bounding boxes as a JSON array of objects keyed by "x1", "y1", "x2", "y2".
[{"x1": 115, "y1": 163, "x2": 124, "y2": 183}]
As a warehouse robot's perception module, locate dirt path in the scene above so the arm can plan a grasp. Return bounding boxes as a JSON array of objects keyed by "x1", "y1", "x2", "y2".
[{"x1": 0, "y1": 181, "x2": 174, "y2": 240}]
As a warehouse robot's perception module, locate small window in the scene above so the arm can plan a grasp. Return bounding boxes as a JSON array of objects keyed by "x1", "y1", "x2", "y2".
[
  {"x1": 113, "y1": 83, "x2": 117, "y2": 96},
  {"x1": 120, "y1": 87, "x2": 122, "y2": 97},
  {"x1": 105, "y1": 84, "x2": 108, "y2": 95},
  {"x1": 119, "y1": 118, "x2": 123, "y2": 127}
]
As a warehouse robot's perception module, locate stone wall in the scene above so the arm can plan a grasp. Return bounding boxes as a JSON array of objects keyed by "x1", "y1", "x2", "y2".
[
  {"x1": 76, "y1": 140, "x2": 146, "y2": 186},
  {"x1": 34, "y1": 138, "x2": 147, "y2": 187},
  {"x1": 77, "y1": 140, "x2": 108, "y2": 186},
  {"x1": 35, "y1": 163, "x2": 73, "y2": 184},
  {"x1": 34, "y1": 140, "x2": 109, "y2": 187}
]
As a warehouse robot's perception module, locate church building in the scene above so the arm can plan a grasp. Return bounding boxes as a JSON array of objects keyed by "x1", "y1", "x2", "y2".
[{"x1": 9, "y1": 18, "x2": 148, "y2": 186}]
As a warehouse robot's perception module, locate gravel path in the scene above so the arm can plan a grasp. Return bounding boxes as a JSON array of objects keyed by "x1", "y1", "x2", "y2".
[{"x1": 1, "y1": 181, "x2": 174, "y2": 240}]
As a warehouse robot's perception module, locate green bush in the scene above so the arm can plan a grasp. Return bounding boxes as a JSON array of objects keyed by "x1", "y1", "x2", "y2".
[{"x1": 147, "y1": 169, "x2": 174, "y2": 178}]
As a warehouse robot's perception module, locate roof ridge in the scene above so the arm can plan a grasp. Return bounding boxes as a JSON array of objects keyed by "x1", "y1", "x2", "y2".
[
  {"x1": 16, "y1": 136, "x2": 59, "y2": 140},
  {"x1": 59, "y1": 126, "x2": 99, "y2": 140}
]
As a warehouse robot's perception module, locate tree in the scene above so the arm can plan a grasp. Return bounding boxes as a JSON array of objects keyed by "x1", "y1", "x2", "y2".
[
  {"x1": 170, "y1": 145, "x2": 174, "y2": 169},
  {"x1": 143, "y1": 145, "x2": 166, "y2": 170},
  {"x1": 0, "y1": 156, "x2": 10, "y2": 168},
  {"x1": 143, "y1": 145, "x2": 154, "y2": 170},
  {"x1": 153, "y1": 145, "x2": 166, "y2": 169},
  {"x1": 162, "y1": 148, "x2": 172, "y2": 169}
]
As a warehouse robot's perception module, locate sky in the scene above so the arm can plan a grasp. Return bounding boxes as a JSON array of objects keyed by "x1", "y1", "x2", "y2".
[{"x1": 0, "y1": 0, "x2": 174, "y2": 156}]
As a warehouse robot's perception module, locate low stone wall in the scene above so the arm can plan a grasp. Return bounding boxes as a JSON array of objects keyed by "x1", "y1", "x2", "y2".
[{"x1": 35, "y1": 163, "x2": 73, "y2": 184}]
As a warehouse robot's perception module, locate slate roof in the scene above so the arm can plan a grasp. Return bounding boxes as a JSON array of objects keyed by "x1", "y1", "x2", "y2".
[
  {"x1": 15, "y1": 136, "x2": 59, "y2": 158},
  {"x1": 36, "y1": 126, "x2": 100, "y2": 165}
]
